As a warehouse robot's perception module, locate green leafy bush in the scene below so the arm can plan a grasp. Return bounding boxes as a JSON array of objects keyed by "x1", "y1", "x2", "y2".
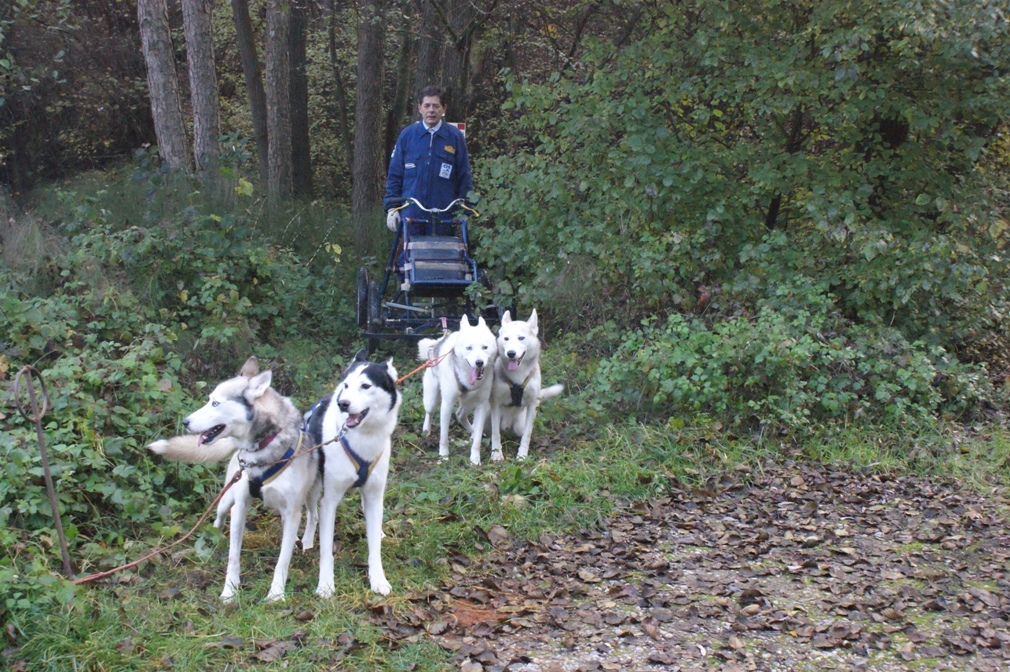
[
  {"x1": 0, "y1": 285, "x2": 210, "y2": 563},
  {"x1": 0, "y1": 173, "x2": 357, "y2": 582},
  {"x1": 594, "y1": 281, "x2": 993, "y2": 429}
]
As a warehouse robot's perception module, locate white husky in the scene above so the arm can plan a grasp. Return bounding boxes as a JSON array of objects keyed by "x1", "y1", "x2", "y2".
[
  {"x1": 148, "y1": 357, "x2": 321, "y2": 603},
  {"x1": 304, "y1": 350, "x2": 402, "y2": 597},
  {"x1": 490, "y1": 309, "x2": 564, "y2": 462},
  {"x1": 418, "y1": 315, "x2": 498, "y2": 465}
]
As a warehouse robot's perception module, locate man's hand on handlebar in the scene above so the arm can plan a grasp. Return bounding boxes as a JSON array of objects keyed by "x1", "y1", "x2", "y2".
[{"x1": 386, "y1": 209, "x2": 401, "y2": 231}]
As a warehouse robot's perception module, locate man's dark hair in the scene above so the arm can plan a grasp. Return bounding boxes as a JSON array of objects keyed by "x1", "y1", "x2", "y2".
[{"x1": 417, "y1": 85, "x2": 447, "y2": 106}]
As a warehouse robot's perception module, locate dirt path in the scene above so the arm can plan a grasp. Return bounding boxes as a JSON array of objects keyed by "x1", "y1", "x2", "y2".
[{"x1": 374, "y1": 462, "x2": 1010, "y2": 671}]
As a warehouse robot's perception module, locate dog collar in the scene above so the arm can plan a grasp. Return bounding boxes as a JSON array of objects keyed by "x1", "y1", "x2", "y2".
[
  {"x1": 256, "y1": 431, "x2": 278, "y2": 451},
  {"x1": 507, "y1": 370, "x2": 535, "y2": 407},
  {"x1": 339, "y1": 433, "x2": 376, "y2": 488}
]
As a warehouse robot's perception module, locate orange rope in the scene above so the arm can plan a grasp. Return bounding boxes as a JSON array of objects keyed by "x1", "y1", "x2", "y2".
[{"x1": 396, "y1": 350, "x2": 451, "y2": 384}]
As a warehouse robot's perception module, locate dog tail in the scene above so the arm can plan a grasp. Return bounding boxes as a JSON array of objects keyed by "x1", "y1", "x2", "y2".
[
  {"x1": 417, "y1": 337, "x2": 439, "y2": 361},
  {"x1": 148, "y1": 435, "x2": 239, "y2": 464},
  {"x1": 539, "y1": 383, "x2": 564, "y2": 400}
]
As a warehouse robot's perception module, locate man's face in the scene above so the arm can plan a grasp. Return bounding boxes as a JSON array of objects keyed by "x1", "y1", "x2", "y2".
[{"x1": 419, "y1": 96, "x2": 445, "y2": 127}]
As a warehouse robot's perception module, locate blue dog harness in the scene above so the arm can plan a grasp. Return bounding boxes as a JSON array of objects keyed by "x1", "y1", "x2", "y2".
[
  {"x1": 247, "y1": 431, "x2": 304, "y2": 500},
  {"x1": 339, "y1": 432, "x2": 376, "y2": 488}
]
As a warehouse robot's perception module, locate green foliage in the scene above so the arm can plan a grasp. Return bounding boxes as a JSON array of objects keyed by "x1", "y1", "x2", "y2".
[
  {"x1": 0, "y1": 167, "x2": 358, "y2": 605},
  {"x1": 477, "y1": 0, "x2": 1010, "y2": 342},
  {"x1": 594, "y1": 281, "x2": 993, "y2": 429},
  {"x1": 1, "y1": 285, "x2": 200, "y2": 534}
]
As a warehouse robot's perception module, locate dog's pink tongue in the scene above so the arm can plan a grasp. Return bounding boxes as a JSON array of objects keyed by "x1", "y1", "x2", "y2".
[
  {"x1": 469, "y1": 367, "x2": 479, "y2": 386},
  {"x1": 508, "y1": 359, "x2": 520, "y2": 372}
]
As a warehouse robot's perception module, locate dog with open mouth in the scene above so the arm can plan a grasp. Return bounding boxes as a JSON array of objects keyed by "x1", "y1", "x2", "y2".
[
  {"x1": 490, "y1": 309, "x2": 564, "y2": 462},
  {"x1": 417, "y1": 315, "x2": 498, "y2": 465},
  {"x1": 304, "y1": 350, "x2": 402, "y2": 597},
  {"x1": 148, "y1": 356, "x2": 322, "y2": 603}
]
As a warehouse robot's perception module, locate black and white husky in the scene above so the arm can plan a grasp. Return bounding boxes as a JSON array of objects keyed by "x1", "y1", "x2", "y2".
[
  {"x1": 417, "y1": 315, "x2": 498, "y2": 465},
  {"x1": 490, "y1": 309, "x2": 564, "y2": 461},
  {"x1": 304, "y1": 350, "x2": 402, "y2": 597},
  {"x1": 148, "y1": 357, "x2": 322, "y2": 603}
]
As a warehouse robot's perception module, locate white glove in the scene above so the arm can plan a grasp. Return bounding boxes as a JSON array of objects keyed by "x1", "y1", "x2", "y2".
[{"x1": 386, "y1": 209, "x2": 401, "y2": 231}]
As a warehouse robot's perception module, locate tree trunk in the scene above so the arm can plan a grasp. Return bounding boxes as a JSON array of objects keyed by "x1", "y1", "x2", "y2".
[
  {"x1": 421, "y1": 0, "x2": 497, "y2": 117},
  {"x1": 351, "y1": 0, "x2": 384, "y2": 236},
  {"x1": 137, "y1": 0, "x2": 191, "y2": 169},
  {"x1": 384, "y1": 21, "x2": 413, "y2": 167},
  {"x1": 181, "y1": 0, "x2": 220, "y2": 173},
  {"x1": 290, "y1": 0, "x2": 313, "y2": 198},
  {"x1": 1, "y1": 99, "x2": 32, "y2": 194},
  {"x1": 265, "y1": 0, "x2": 292, "y2": 201},
  {"x1": 439, "y1": 0, "x2": 471, "y2": 108},
  {"x1": 411, "y1": 0, "x2": 440, "y2": 98},
  {"x1": 327, "y1": 0, "x2": 354, "y2": 176},
  {"x1": 231, "y1": 0, "x2": 269, "y2": 187}
]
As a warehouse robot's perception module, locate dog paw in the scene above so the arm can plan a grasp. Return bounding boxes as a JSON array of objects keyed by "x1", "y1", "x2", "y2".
[
  {"x1": 264, "y1": 591, "x2": 285, "y2": 603},
  {"x1": 491, "y1": 451, "x2": 504, "y2": 462},
  {"x1": 316, "y1": 584, "x2": 335, "y2": 599},
  {"x1": 469, "y1": 455, "x2": 481, "y2": 466},
  {"x1": 220, "y1": 590, "x2": 237, "y2": 603},
  {"x1": 370, "y1": 578, "x2": 392, "y2": 596}
]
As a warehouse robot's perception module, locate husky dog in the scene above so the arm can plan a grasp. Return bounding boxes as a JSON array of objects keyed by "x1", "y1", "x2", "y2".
[
  {"x1": 489, "y1": 309, "x2": 564, "y2": 462},
  {"x1": 305, "y1": 350, "x2": 401, "y2": 597},
  {"x1": 148, "y1": 357, "x2": 322, "y2": 603},
  {"x1": 417, "y1": 315, "x2": 498, "y2": 465}
]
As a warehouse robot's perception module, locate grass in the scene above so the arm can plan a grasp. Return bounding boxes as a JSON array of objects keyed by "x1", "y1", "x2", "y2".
[{"x1": 8, "y1": 414, "x2": 1010, "y2": 670}]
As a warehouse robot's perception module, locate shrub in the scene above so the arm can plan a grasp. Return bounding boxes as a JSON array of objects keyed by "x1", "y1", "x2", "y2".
[
  {"x1": 0, "y1": 175, "x2": 358, "y2": 577},
  {"x1": 594, "y1": 282, "x2": 993, "y2": 429}
]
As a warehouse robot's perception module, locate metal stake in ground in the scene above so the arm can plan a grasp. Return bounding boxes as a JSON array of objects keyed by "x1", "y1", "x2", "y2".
[{"x1": 14, "y1": 366, "x2": 73, "y2": 578}]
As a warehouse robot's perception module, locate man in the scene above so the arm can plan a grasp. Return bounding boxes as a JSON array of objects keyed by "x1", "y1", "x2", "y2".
[{"x1": 384, "y1": 86, "x2": 473, "y2": 231}]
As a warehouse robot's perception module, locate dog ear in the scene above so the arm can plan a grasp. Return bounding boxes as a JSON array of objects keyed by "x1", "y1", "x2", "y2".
[
  {"x1": 477, "y1": 315, "x2": 488, "y2": 329},
  {"x1": 385, "y1": 357, "x2": 398, "y2": 383},
  {"x1": 528, "y1": 309, "x2": 538, "y2": 335},
  {"x1": 459, "y1": 315, "x2": 472, "y2": 330},
  {"x1": 353, "y1": 348, "x2": 368, "y2": 362},
  {"x1": 500, "y1": 310, "x2": 511, "y2": 325},
  {"x1": 246, "y1": 370, "x2": 272, "y2": 400},
  {"x1": 239, "y1": 356, "x2": 259, "y2": 377}
]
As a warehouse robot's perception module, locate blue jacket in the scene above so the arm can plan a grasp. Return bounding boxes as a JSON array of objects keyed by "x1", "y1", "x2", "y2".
[{"x1": 384, "y1": 121, "x2": 472, "y2": 222}]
